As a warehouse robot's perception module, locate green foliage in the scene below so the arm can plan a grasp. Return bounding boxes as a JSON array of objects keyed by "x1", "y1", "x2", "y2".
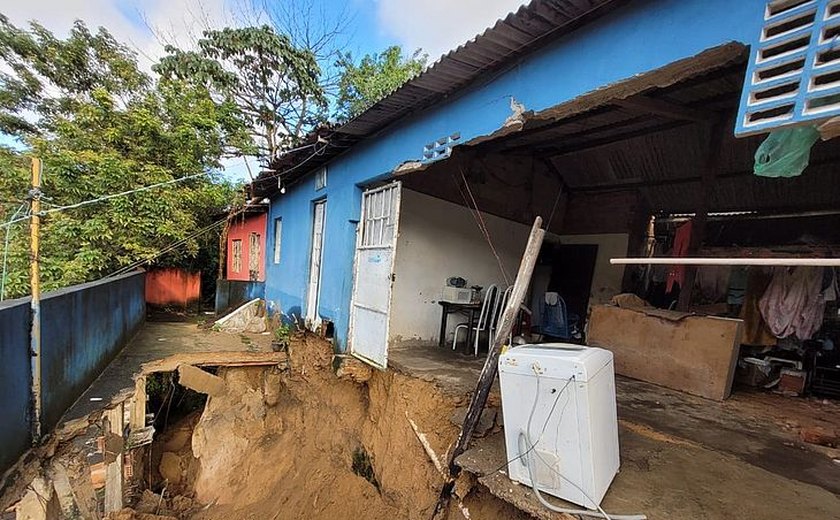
[
  {"x1": 155, "y1": 25, "x2": 326, "y2": 163},
  {"x1": 0, "y1": 15, "x2": 148, "y2": 136},
  {"x1": 0, "y1": 19, "x2": 245, "y2": 299},
  {"x1": 335, "y1": 46, "x2": 426, "y2": 121},
  {"x1": 274, "y1": 322, "x2": 293, "y2": 342}
]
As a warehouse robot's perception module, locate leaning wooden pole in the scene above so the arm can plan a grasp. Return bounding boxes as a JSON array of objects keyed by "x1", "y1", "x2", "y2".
[{"x1": 431, "y1": 216, "x2": 545, "y2": 519}]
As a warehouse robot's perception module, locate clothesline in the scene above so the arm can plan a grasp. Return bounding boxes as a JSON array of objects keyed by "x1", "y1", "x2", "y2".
[{"x1": 611, "y1": 257, "x2": 840, "y2": 267}]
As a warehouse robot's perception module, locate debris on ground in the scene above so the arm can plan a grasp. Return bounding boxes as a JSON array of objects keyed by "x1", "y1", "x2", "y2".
[
  {"x1": 213, "y1": 299, "x2": 267, "y2": 334},
  {"x1": 450, "y1": 406, "x2": 498, "y2": 438},
  {"x1": 177, "y1": 364, "x2": 226, "y2": 397},
  {"x1": 336, "y1": 356, "x2": 374, "y2": 383},
  {"x1": 799, "y1": 426, "x2": 840, "y2": 448}
]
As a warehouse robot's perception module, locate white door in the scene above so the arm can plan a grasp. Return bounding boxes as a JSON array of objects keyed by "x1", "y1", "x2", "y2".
[
  {"x1": 349, "y1": 182, "x2": 401, "y2": 369},
  {"x1": 306, "y1": 200, "x2": 326, "y2": 326}
]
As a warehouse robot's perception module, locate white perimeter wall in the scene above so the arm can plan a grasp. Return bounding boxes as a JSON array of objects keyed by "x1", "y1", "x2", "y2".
[{"x1": 389, "y1": 189, "x2": 531, "y2": 346}]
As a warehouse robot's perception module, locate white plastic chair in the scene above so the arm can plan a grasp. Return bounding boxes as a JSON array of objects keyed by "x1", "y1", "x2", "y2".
[
  {"x1": 489, "y1": 285, "x2": 514, "y2": 347},
  {"x1": 452, "y1": 284, "x2": 498, "y2": 356}
]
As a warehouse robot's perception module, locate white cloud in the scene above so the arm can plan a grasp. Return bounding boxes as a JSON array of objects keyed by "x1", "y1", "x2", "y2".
[
  {"x1": 375, "y1": 0, "x2": 527, "y2": 61},
  {"x1": 0, "y1": 0, "x2": 238, "y2": 70}
]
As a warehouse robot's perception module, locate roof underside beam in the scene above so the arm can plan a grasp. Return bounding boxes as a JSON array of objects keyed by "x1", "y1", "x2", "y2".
[
  {"x1": 614, "y1": 95, "x2": 715, "y2": 122},
  {"x1": 537, "y1": 120, "x2": 693, "y2": 157}
]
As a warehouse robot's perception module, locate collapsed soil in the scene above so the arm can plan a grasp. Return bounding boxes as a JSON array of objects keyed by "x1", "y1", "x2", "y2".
[{"x1": 137, "y1": 334, "x2": 529, "y2": 520}]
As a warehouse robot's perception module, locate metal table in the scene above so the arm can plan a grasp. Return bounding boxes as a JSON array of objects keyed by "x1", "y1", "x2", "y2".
[{"x1": 438, "y1": 301, "x2": 482, "y2": 351}]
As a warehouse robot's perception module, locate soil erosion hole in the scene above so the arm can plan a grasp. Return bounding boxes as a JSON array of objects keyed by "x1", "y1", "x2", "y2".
[{"x1": 351, "y1": 446, "x2": 380, "y2": 490}]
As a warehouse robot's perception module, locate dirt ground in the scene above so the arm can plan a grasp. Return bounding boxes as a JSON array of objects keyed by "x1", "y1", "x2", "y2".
[
  {"x1": 133, "y1": 334, "x2": 520, "y2": 520},
  {"x1": 9, "y1": 325, "x2": 840, "y2": 520}
]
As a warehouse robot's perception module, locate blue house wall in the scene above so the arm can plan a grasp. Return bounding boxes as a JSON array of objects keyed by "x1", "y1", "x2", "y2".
[{"x1": 264, "y1": 0, "x2": 766, "y2": 352}]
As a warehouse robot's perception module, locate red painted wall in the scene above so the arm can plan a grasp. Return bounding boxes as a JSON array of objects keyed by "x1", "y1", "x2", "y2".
[
  {"x1": 145, "y1": 268, "x2": 201, "y2": 308},
  {"x1": 226, "y1": 212, "x2": 267, "y2": 282}
]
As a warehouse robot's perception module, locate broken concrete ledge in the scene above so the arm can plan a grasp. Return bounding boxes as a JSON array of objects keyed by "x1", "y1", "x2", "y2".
[{"x1": 214, "y1": 298, "x2": 267, "y2": 333}]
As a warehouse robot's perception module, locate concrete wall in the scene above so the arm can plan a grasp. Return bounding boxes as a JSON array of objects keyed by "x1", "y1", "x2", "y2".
[
  {"x1": 557, "y1": 234, "x2": 630, "y2": 307},
  {"x1": 389, "y1": 190, "x2": 532, "y2": 345},
  {"x1": 227, "y1": 213, "x2": 267, "y2": 282},
  {"x1": 264, "y1": 0, "x2": 766, "y2": 351},
  {"x1": 0, "y1": 298, "x2": 32, "y2": 475},
  {"x1": 215, "y1": 279, "x2": 266, "y2": 315},
  {"x1": 0, "y1": 271, "x2": 145, "y2": 474},
  {"x1": 145, "y1": 268, "x2": 201, "y2": 308},
  {"x1": 41, "y1": 271, "x2": 146, "y2": 430}
]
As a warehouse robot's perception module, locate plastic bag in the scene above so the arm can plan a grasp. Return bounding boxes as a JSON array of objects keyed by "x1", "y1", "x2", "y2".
[{"x1": 753, "y1": 126, "x2": 820, "y2": 178}]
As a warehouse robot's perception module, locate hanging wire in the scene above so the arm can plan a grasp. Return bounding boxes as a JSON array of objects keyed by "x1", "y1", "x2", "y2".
[
  {"x1": 104, "y1": 217, "x2": 230, "y2": 279},
  {"x1": 456, "y1": 166, "x2": 512, "y2": 285},
  {"x1": 263, "y1": 141, "x2": 329, "y2": 181},
  {"x1": 43, "y1": 172, "x2": 209, "y2": 215},
  {"x1": 1, "y1": 201, "x2": 29, "y2": 300},
  {"x1": 546, "y1": 185, "x2": 565, "y2": 231},
  {"x1": 0, "y1": 171, "x2": 212, "y2": 229}
]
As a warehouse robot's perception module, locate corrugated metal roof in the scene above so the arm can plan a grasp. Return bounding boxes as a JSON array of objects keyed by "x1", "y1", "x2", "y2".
[
  {"x1": 488, "y1": 58, "x2": 840, "y2": 215},
  {"x1": 254, "y1": 0, "x2": 625, "y2": 195},
  {"x1": 548, "y1": 107, "x2": 840, "y2": 213}
]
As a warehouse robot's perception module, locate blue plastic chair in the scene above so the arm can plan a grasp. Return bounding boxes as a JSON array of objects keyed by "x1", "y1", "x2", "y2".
[{"x1": 541, "y1": 295, "x2": 578, "y2": 340}]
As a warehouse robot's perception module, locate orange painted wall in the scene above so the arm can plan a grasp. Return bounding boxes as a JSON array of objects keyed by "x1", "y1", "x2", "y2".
[
  {"x1": 226, "y1": 212, "x2": 267, "y2": 282},
  {"x1": 145, "y1": 268, "x2": 201, "y2": 307}
]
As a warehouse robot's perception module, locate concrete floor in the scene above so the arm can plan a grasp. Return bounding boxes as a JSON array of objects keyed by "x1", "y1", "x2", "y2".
[
  {"x1": 389, "y1": 342, "x2": 486, "y2": 395},
  {"x1": 59, "y1": 320, "x2": 281, "y2": 433},
  {"x1": 391, "y1": 343, "x2": 840, "y2": 519}
]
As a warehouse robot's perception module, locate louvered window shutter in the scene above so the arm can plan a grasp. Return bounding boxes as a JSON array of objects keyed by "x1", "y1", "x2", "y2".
[{"x1": 737, "y1": 0, "x2": 840, "y2": 136}]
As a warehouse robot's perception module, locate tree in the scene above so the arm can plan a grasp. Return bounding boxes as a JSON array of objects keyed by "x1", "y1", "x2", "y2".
[
  {"x1": 335, "y1": 46, "x2": 426, "y2": 121},
  {"x1": 155, "y1": 25, "x2": 327, "y2": 164},
  {"x1": 0, "y1": 16, "x2": 149, "y2": 136},
  {"x1": 252, "y1": 0, "x2": 353, "y2": 102},
  {"x1": 0, "y1": 18, "x2": 244, "y2": 299}
]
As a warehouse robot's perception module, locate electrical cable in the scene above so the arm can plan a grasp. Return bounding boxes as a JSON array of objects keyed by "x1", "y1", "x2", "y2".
[
  {"x1": 454, "y1": 166, "x2": 512, "y2": 285},
  {"x1": 487, "y1": 375, "x2": 573, "y2": 475},
  {"x1": 0, "y1": 202, "x2": 28, "y2": 300},
  {"x1": 43, "y1": 172, "x2": 209, "y2": 215},
  {"x1": 547, "y1": 185, "x2": 564, "y2": 231},
  {"x1": 104, "y1": 217, "x2": 228, "y2": 279},
  {"x1": 276, "y1": 140, "x2": 324, "y2": 157},
  {"x1": 263, "y1": 141, "x2": 330, "y2": 181},
  {"x1": 0, "y1": 172, "x2": 213, "y2": 229},
  {"x1": 105, "y1": 218, "x2": 227, "y2": 278},
  {"x1": 520, "y1": 368, "x2": 647, "y2": 520}
]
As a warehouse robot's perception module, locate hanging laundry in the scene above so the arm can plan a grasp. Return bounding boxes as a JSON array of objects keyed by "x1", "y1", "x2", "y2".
[
  {"x1": 665, "y1": 220, "x2": 692, "y2": 294},
  {"x1": 740, "y1": 267, "x2": 776, "y2": 347},
  {"x1": 822, "y1": 267, "x2": 838, "y2": 302},
  {"x1": 759, "y1": 267, "x2": 826, "y2": 341},
  {"x1": 727, "y1": 267, "x2": 748, "y2": 306},
  {"x1": 695, "y1": 266, "x2": 731, "y2": 303}
]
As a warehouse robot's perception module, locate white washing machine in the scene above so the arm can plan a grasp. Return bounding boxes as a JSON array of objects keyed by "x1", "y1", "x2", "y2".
[{"x1": 498, "y1": 343, "x2": 620, "y2": 509}]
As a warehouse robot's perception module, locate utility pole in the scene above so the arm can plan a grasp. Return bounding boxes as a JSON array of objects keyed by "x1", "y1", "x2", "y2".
[{"x1": 29, "y1": 157, "x2": 42, "y2": 443}]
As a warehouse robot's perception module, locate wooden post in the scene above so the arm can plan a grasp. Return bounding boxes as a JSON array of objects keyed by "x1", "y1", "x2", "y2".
[
  {"x1": 130, "y1": 376, "x2": 147, "y2": 431},
  {"x1": 29, "y1": 157, "x2": 42, "y2": 443},
  {"x1": 677, "y1": 119, "x2": 727, "y2": 311},
  {"x1": 103, "y1": 404, "x2": 124, "y2": 513},
  {"x1": 431, "y1": 217, "x2": 545, "y2": 519}
]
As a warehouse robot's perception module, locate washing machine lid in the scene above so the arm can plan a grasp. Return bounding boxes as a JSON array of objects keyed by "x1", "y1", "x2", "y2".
[{"x1": 498, "y1": 343, "x2": 613, "y2": 382}]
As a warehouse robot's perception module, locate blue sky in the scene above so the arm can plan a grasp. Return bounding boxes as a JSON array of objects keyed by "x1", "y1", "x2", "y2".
[{"x1": 1, "y1": 0, "x2": 526, "y2": 179}]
